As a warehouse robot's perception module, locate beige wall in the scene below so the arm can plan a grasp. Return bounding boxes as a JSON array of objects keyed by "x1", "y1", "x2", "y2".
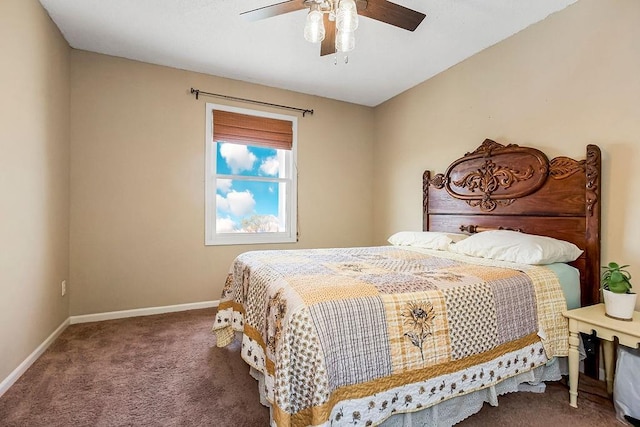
[
  {"x1": 373, "y1": 0, "x2": 640, "y2": 309},
  {"x1": 69, "y1": 52, "x2": 375, "y2": 315},
  {"x1": 0, "y1": 0, "x2": 70, "y2": 382}
]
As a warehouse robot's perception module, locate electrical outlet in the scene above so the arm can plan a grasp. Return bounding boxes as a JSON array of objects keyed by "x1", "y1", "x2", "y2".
[{"x1": 61, "y1": 280, "x2": 66, "y2": 297}]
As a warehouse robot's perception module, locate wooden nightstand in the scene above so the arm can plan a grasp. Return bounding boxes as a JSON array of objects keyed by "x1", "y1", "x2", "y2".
[{"x1": 563, "y1": 303, "x2": 640, "y2": 408}]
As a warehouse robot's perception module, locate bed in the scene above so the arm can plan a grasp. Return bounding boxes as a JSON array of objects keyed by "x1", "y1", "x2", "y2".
[{"x1": 213, "y1": 140, "x2": 602, "y2": 427}]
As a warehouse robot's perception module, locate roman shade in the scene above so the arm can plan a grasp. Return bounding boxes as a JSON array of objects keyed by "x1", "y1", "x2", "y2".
[{"x1": 213, "y1": 110, "x2": 293, "y2": 150}]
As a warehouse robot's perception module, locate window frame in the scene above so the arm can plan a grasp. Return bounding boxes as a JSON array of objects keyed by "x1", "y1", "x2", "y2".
[{"x1": 204, "y1": 103, "x2": 298, "y2": 246}]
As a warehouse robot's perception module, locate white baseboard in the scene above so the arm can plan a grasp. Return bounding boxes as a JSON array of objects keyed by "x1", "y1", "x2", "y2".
[
  {"x1": 0, "y1": 300, "x2": 220, "y2": 397},
  {"x1": 69, "y1": 300, "x2": 219, "y2": 324},
  {"x1": 0, "y1": 317, "x2": 70, "y2": 398}
]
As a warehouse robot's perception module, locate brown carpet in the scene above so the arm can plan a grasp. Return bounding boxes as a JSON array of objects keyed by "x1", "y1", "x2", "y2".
[{"x1": 0, "y1": 308, "x2": 622, "y2": 426}]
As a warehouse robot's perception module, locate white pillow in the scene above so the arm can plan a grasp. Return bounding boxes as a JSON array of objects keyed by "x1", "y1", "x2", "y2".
[
  {"x1": 449, "y1": 230, "x2": 583, "y2": 265},
  {"x1": 388, "y1": 231, "x2": 468, "y2": 251}
]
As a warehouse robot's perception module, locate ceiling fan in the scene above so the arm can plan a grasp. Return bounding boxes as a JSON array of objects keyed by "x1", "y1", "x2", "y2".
[{"x1": 241, "y1": 0, "x2": 426, "y2": 57}]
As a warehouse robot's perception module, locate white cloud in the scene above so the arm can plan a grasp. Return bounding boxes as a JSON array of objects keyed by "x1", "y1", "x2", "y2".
[
  {"x1": 220, "y1": 143, "x2": 256, "y2": 174},
  {"x1": 217, "y1": 178, "x2": 232, "y2": 194},
  {"x1": 216, "y1": 194, "x2": 230, "y2": 212},
  {"x1": 259, "y1": 156, "x2": 279, "y2": 176},
  {"x1": 216, "y1": 217, "x2": 236, "y2": 233},
  {"x1": 222, "y1": 190, "x2": 256, "y2": 217}
]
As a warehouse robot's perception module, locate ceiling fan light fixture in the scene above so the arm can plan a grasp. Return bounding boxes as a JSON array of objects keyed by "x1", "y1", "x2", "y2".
[
  {"x1": 336, "y1": 0, "x2": 358, "y2": 32},
  {"x1": 242, "y1": 0, "x2": 426, "y2": 58},
  {"x1": 335, "y1": 28, "x2": 355, "y2": 52},
  {"x1": 303, "y1": 6, "x2": 325, "y2": 43}
]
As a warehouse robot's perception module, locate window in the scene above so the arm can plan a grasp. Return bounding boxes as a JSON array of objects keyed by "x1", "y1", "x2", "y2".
[{"x1": 205, "y1": 103, "x2": 297, "y2": 245}]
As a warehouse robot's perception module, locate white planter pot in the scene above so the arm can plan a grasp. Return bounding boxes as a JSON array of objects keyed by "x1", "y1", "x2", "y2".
[{"x1": 603, "y1": 289, "x2": 638, "y2": 320}]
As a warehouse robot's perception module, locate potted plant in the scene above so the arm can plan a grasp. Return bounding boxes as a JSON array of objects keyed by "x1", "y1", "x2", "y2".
[{"x1": 601, "y1": 261, "x2": 637, "y2": 320}]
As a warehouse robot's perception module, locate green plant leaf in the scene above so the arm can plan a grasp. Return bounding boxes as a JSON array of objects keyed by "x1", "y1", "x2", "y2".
[
  {"x1": 611, "y1": 271, "x2": 624, "y2": 282},
  {"x1": 609, "y1": 281, "x2": 630, "y2": 293}
]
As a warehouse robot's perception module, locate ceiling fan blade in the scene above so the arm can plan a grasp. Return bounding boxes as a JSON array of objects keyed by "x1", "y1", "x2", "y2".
[
  {"x1": 320, "y1": 15, "x2": 336, "y2": 56},
  {"x1": 359, "y1": 0, "x2": 426, "y2": 31},
  {"x1": 241, "y1": 0, "x2": 306, "y2": 22}
]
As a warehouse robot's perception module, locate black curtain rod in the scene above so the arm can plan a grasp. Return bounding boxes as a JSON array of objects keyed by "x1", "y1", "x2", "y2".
[{"x1": 190, "y1": 88, "x2": 314, "y2": 117}]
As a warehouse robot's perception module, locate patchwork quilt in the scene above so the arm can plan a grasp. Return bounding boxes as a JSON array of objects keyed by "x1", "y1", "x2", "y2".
[{"x1": 213, "y1": 246, "x2": 569, "y2": 427}]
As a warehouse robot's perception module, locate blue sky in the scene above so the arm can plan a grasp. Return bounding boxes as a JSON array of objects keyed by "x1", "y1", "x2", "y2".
[{"x1": 215, "y1": 142, "x2": 282, "y2": 232}]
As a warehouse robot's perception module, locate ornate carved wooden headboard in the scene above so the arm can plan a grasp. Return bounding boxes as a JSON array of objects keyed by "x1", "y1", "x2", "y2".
[{"x1": 423, "y1": 139, "x2": 601, "y2": 306}]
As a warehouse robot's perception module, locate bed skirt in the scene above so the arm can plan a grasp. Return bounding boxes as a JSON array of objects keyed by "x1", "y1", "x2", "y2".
[{"x1": 250, "y1": 358, "x2": 568, "y2": 427}]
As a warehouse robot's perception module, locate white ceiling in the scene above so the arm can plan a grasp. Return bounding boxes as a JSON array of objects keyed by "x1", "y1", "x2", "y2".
[{"x1": 39, "y1": 0, "x2": 577, "y2": 107}]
